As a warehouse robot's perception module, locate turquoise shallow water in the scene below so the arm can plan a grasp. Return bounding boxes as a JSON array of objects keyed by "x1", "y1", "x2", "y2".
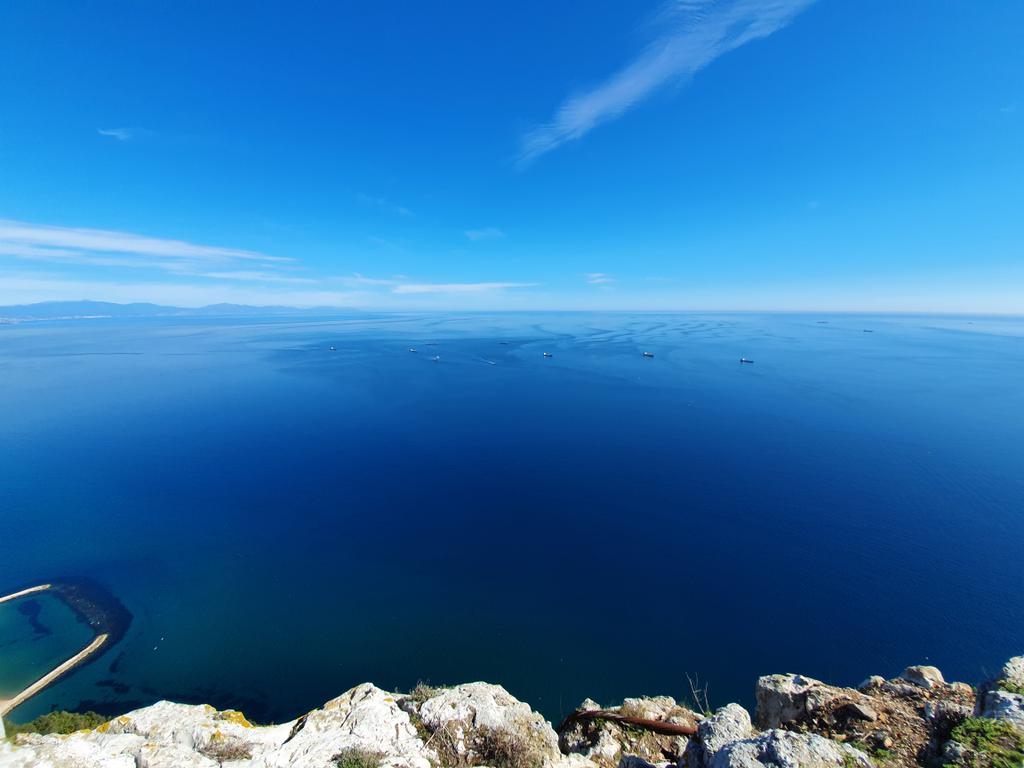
[
  {"x1": 1, "y1": 312, "x2": 1022, "y2": 723},
  {"x1": 0, "y1": 593, "x2": 94, "y2": 699}
]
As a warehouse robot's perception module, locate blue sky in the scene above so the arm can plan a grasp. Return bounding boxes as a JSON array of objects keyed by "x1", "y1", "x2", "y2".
[{"x1": 0, "y1": 1, "x2": 1021, "y2": 311}]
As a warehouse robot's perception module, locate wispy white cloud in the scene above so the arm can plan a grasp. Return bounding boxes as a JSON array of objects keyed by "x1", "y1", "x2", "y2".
[
  {"x1": 197, "y1": 271, "x2": 318, "y2": 284},
  {"x1": 392, "y1": 281, "x2": 536, "y2": 294},
  {"x1": 0, "y1": 219, "x2": 539, "y2": 306},
  {"x1": 518, "y1": 0, "x2": 815, "y2": 165},
  {"x1": 464, "y1": 227, "x2": 506, "y2": 241},
  {"x1": 0, "y1": 218, "x2": 309, "y2": 288},
  {"x1": 0, "y1": 219, "x2": 290, "y2": 263},
  {"x1": 586, "y1": 272, "x2": 615, "y2": 284},
  {"x1": 98, "y1": 127, "x2": 135, "y2": 141},
  {"x1": 367, "y1": 235, "x2": 404, "y2": 251},
  {"x1": 357, "y1": 193, "x2": 412, "y2": 217},
  {"x1": 335, "y1": 273, "x2": 402, "y2": 287}
]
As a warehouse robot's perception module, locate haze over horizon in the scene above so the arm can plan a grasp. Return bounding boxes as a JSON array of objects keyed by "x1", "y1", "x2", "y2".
[{"x1": 1, "y1": 1, "x2": 1021, "y2": 313}]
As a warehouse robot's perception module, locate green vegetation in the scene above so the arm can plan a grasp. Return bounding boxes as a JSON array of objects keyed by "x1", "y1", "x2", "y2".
[
  {"x1": 949, "y1": 717, "x2": 1024, "y2": 768},
  {"x1": 332, "y1": 747, "x2": 387, "y2": 768},
  {"x1": 997, "y1": 679, "x2": 1024, "y2": 696},
  {"x1": 468, "y1": 725, "x2": 545, "y2": 768},
  {"x1": 407, "y1": 682, "x2": 443, "y2": 705},
  {"x1": 3, "y1": 710, "x2": 107, "y2": 738},
  {"x1": 848, "y1": 739, "x2": 892, "y2": 764}
]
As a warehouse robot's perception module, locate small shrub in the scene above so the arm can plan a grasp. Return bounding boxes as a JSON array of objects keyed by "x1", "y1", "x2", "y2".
[
  {"x1": 997, "y1": 679, "x2": 1024, "y2": 696},
  {"x1": 4, "y1": 710, "x2": 107, "y2": 737},
  {"x1": 469, "y1": 725, "x2": 545, "y2": 768},
  {"x1": 200, "y1": 736, "x2": 253, "y2": 763},
  {"x1": 408, "y1": 682, "x2": 442, "y2": 705},
  {"x1": 949, "y1": 717, "x2": 1024, "y2": 768},
  {"x1": 332, "y1": 746, "x2": 387, "y2": 768}
]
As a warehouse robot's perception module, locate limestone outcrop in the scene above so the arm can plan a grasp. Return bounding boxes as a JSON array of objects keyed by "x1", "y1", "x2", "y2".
[
  {"x1": 3, "y1": 657, "x2": 1022, "y2": 768},
  {"x1": 557, "y1": 695, "x2": 699, "y2": 767}
]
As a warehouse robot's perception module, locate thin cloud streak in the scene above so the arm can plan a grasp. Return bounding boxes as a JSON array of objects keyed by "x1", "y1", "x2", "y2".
[
  {"x1": 464, "y1": 227, "x2": 506, "y2": 241},
  {"x1": 586, "y1": 272, "x2": 615, "y2": 284},
  {"x1": 518, "y1": 0, "x2": 815, "y2": 165},
  {"x1": 98, "y1": 127, "x2": 134, "y2": 141},
  {"x1": 357, "y1": 193, "x2": 412, "y2": 216},
  {"x1": 0, "y1": 219, "x2": 540, "y2": 303},
  {"x1": 393, "y1": 281, "x2": 536, "y2": 294},
  {"x1": 0, "y1": 219, "x2": 291, "y2": 262}
]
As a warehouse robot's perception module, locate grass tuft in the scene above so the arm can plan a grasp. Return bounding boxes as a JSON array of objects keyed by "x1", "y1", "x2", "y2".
[
  {"x1": 949, "y1": 717, "x2": 1024, "y2": 768},
  {"x1": 332, "y1": 747, "x2": 387, "y2": 768}
]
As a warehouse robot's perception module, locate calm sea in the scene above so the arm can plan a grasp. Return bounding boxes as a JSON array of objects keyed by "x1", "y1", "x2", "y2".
[{"x1": 1, "y1": 312, "x2": 1022, "y2": 724}]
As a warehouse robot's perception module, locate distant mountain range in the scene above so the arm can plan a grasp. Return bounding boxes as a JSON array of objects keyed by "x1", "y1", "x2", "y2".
[{"x1": 0, "y1": 301, "x2": 357, "y2": 321}]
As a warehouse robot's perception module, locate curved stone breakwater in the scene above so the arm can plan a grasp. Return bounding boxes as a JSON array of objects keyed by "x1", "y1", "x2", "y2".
[
  {"x1": 0, "y1": 580, "x2": 131, "y2": 719},
  {"x1": 3, "y1": 656, "x2": 1022, "y2": 768}
]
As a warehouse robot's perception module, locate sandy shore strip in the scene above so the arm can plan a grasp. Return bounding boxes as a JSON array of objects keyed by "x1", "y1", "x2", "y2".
[
  {"x1": 0, "y1": 633, "x2": 109, "y2": 717},
  {"x1": 0, "y1": 584, "x2": 52, "y2": 604}
]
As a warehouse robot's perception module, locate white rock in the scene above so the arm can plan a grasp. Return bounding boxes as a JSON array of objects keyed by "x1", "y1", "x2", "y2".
[
  {"x1": 998, "y1": 656, "x2": 1024, "y2": 692},
  {"x1": 978, "y1": 690, "x2": 1024, "y2": 729},
  {"x1": 3, "y1": 731, "x2": 145, "y2": 768},
  {"x1": 708, "y1": 730, "x2": 872, "y2": 768},
  {"x1": 272, "y1": 684, "x2": 431, "y2": 768},
  {"x1": 856, "y1": 676, "x2": 884, "y2": 691},
  {"x1": 899, "y1": 665, "x2": 945, "y2": 689},
  {"x1": 618, "y1": 756, "x2": 664, "y2": 768},
  {"x1": 685, "y1": 704, "x2": 752, "y2": 767},
  {"x1": 135, "y1": 743, "x2": 219, "y2": 768},
  {"x1": 1, "y1": 684, "x2": 430, "y2": 768},
  {"x1": 754, "y1": 674, "x2": 823, "y2": 729},
  {"x1": 417, "y1": 682, "x2": 561, "y2": 765}
]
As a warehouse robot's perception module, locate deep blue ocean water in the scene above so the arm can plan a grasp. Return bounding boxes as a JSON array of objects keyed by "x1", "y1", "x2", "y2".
[{"x1": 1, "y1": 312, "x2": 1022, "y2": 724}]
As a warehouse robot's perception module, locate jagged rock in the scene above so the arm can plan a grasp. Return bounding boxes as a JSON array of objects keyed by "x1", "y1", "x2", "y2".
[
  {"x1": 753, "y1": 671, "x2": 979, "y2": 768},
  {"x1": 558, "y1": 696, "x2": 698, "y2": 768},
  {"x1": 857, "y1": 676, "x2": 884, "y2": 692},
  {"x1": 416, "y1": 682, "x2": 562, "y2": 766},
  {"x1": 835, "y1": 702, "x2": 876, "y2": 722},
  {"x1": 273, "y1": 684, "x2": 431, "y2": 767},
  {"x1": 707, "y1": 730, "x2": 872, "y2": 768},
  {"x1": 136, "y1": 744, "x2": 219, "y2": 768},
  {"x1": 618, "y1": 756, "x2": 666, "y2": 768},
  {"x1": 1000, "y1": 656, "x2": 1024, "y2": 691},
  {"x1": 977, "y1": 690, "x2": 1024, "y2": 728},
  {"x1": 924, "y1": 698, "x2": 972, "y2": 744},
  {"x1": 977, "y1": 654, "x2": 1024, "y2": 704},
  {"x1": 941, "y1": 739, "x2": 969, "y2": 763},
  {"x1": 3, "y1": 731, "x2": 145, "y2": 768},
  {"x1": 754, "y1": 674, "x2": 823, "y2": 729},
  {"x1": 683, "y1": 704, "x2": 753, "y2": 767},
  {"x1": 899, "y1": 665, "x2": 945, "y2": 689},
  {"x1": 3, "y1": 685, "x2": 432, "y2": 768}
]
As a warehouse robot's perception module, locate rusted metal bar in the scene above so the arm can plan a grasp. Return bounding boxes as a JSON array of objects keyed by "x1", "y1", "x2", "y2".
[{"x1": 558, "y1": 708, "x2": 698, "y2": 736}]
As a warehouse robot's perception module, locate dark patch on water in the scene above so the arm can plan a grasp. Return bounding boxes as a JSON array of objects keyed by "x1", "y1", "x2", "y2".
[
  {"x1": 95, "y1": 679, "x2": 132, "y2": 694},
  {"x1": 51, "y1": 579, "x2": 132, "y2": 650},
  {"x1": 17, "y1": 599, "x2": 51, "y2": 637}
]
